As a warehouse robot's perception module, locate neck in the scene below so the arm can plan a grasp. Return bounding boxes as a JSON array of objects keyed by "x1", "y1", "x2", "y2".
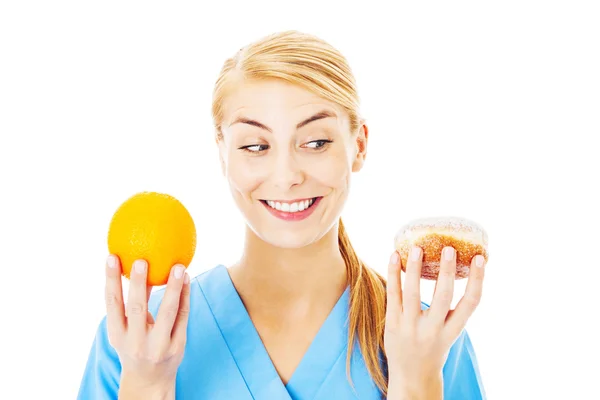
[{"x1": 228, "y1": 222, "x2": 348, "y2": 307}]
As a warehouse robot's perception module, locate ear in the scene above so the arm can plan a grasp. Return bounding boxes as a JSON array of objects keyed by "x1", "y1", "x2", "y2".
[{"x1": 351, "y1": 121, "x2": 368, "y2": 172}]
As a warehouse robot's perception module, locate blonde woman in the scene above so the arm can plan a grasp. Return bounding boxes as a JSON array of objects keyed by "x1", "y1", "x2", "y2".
[{"x1": 79, "y1": 30, "x2": 487, "y2": 399}]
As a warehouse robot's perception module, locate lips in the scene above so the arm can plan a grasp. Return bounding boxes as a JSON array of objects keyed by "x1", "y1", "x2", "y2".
[
  {"x1": 260, "y1": 196, "x2": 323, "y2": 221},
  {"x1": 261, "y1": 197, "x2": 317, "y2": 213}
]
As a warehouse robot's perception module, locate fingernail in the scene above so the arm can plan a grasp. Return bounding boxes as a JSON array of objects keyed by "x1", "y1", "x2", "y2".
[
  {"x1": 444, "y1": 247, "x2": 455, "y2": 261},
  {"x1": 184, "y1": 273, "x2": 190, "y2": 284},
  {"x1": 134, "y1": 260, "x2": 146, "y2": 274},
  {"x1": 475, "y1": 255, "x2": 485, "y2": 268},
  {"x1": 107, "y1": 255, "x2": 116, "y2": 269},
  {"x1": 174, "y1": 265, "x2": 185, "y2": 279},
  {"x1": 390, "y1": 252, "x2": 399, "y2": 265},
  {"x1": 411, "y1": 246, "x2": 421, "y2": 261}
]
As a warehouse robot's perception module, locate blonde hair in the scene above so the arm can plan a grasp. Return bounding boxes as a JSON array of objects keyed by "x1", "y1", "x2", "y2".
[{"x1": 211, "y1": 30, "x2": 389, "y2": 395}]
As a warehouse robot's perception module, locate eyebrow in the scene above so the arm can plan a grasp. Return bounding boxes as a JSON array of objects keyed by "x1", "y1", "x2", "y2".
[{"x1": 229, "y1": 110, "x2": 336, "y2": 133}]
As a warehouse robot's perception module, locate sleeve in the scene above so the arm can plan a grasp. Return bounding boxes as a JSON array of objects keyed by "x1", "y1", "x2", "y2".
[
  {"x1": 77, "y1": 316, "x2": 122, "y2": 400},
  {"x1": 442, "y1": 329, "x2": 487, "y2": 400}
]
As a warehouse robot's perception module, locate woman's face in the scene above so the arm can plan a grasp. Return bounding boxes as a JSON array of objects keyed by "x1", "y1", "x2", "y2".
[{"x1": 218, "y1": 79, "x2": 368, "y2": 249}]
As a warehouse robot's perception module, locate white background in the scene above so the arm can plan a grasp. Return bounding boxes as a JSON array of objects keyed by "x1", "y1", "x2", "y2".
[{"x1": 1, "y1": 1, "x2": 598, "y2": 399}]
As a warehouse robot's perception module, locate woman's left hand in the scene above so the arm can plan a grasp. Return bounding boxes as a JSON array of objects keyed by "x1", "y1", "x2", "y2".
[{"x1": 384, "y1": 246, "x2": 486, "y2": 399}]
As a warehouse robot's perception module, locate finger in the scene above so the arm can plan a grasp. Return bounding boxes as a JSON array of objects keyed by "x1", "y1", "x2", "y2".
[
  {"x1": 386, "y1": 251, "x2": 403, "y2": 322},
  {"x1": 146, "y1": 285, "x2": 153, "y2": 304},
  {"x1": 429, "y1": 247, "x2": 456, "y2": 324},
  {"x1": 444, "y1": 254, "x2": 486, "y2": 340},
  {"x1": 126, "y1": 285, "x2": 152, "y2": 313},
  {"x1": 127, "y1": 259, "x2": 149, "y2": 338},
  {"x1": 105, "y1": 255, "x2": 125, "y2": 341},
  {"x1": 154, "y1": 265, "x2": 186, "y2": 340},
  {"x1": 172, "y1": 272, "x2": 192, "y2": 346},
  {"x1": 146, "y1": 286, "x2": 155, "y2": 325},
  {"x1": 403, "y1": 246, "x2": 423, "y2": 321}
]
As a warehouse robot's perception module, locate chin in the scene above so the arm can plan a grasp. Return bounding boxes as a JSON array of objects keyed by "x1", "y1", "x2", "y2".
[
  {"x1": 245, "y1": 220, "x2": 326, "y2": 249},
  {"x1": 262, "y1": 229, "x2": 323, "y2": 249},
  {"x1": 247, "y1": 204, "x2": 333, "y2": 249}
]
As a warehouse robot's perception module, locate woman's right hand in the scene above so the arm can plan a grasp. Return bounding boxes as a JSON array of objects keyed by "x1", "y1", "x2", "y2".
[{"x1": 104, "y1": 255, "x2": 191, "y2": 399}]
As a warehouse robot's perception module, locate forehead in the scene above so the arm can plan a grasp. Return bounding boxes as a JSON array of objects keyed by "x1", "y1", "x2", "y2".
[{"x1": 222, "y1": 79, "x2": 347, "y2": 125}]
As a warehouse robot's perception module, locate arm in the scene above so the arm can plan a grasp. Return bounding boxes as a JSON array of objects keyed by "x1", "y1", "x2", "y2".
[
  {"x1": 118, "y1": 375, "x2": 176, "y2": 400},
  {"x1": 387, "y1": 373, "x2": 443, "y2": 400}
]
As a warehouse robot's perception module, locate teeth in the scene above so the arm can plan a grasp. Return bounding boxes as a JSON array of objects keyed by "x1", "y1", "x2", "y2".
[{"x1": 265, "y1": 198, "x2": 316, "y2": 213}]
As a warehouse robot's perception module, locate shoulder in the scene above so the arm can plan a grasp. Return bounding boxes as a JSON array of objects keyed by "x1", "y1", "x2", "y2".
[{"x1": 442, "y1": 327, "x2": 487, "y2": 399}]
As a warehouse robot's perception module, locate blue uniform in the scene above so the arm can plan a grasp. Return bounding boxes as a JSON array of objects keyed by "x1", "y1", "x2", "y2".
[{"x1": 78, "y1": 265, "x2": 486, "y2": 399}]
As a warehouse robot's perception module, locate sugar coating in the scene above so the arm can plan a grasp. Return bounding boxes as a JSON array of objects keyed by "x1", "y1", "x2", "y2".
[
  {"x1": 394, "y1": 216, "x2": 489, "y2": 280},
  {"x1": 394, "y1": 216, "x2": 488, "y2": 245}
]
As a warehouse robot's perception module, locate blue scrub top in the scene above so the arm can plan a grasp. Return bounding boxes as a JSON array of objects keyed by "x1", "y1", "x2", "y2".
[{"x1": 78, "y1": 265, "x2": 486, "y2": 399}]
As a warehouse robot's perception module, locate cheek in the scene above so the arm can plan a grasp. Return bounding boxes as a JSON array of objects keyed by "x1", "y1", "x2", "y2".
[
  {"x1": 226, "y1": 154, "x2": 266, "y2": 195},
  {"x1": 306, "y1": 151, "x2": 352, "y2": 189}
]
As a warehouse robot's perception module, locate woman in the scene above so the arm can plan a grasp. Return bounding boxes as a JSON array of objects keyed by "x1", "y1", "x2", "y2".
[{"x1": 78, "y1": 30, "x2": 487, "y2": 399}]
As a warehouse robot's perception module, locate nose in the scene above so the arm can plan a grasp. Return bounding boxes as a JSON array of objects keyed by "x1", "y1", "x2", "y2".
[{"x1": 270, "y1": 150, "x2": 305, "y2": 190}]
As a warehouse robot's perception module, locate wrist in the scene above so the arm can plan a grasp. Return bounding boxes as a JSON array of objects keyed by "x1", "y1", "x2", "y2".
[
  {"x1": 387, "y1": 370, "x2": 443, "y2": 400},
  {"x1": 119, "y1": 373, "x2": 176, "y2": 400}
]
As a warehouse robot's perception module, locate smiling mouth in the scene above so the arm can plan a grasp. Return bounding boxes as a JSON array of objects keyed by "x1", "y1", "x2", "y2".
[{"x1": 259, "y1": 197, "x2": 320, "y2": 213}]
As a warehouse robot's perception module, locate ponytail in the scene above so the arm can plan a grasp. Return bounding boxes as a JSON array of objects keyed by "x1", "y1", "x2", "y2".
[{"x1": 338, "y1": 218, "x2": 389, "y2": 396}]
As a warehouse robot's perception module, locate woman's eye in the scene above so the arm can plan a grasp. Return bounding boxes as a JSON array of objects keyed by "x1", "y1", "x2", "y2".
[
  {"x1": 304, "y1": 140, "x2": 333, "y2": 149},
  {"x1": 239, "y1": 144, "x2": 269, "y2": 153},
  {"x1": 238, "y1": 140, "x2": 332, "y2": 154}
]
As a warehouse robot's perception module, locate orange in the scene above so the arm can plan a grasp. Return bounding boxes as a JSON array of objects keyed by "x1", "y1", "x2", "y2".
[{"x1": 107, "y1": 191, "x2": 196, "y2": 286}]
